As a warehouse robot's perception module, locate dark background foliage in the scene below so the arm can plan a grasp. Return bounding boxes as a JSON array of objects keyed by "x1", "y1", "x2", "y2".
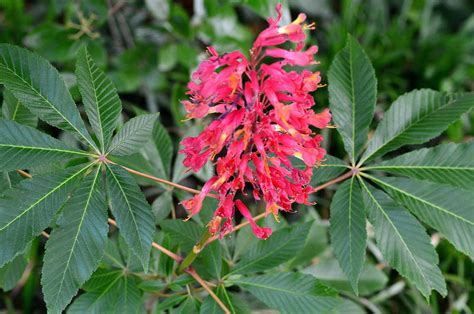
[{"x1": 0, "y1": 0, "x2": 473, "y2": 312}]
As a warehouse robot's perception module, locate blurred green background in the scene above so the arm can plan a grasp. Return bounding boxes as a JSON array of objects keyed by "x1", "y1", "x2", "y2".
[{"x1": 0, "y1": 0, "x2": 473, "y2": 313}]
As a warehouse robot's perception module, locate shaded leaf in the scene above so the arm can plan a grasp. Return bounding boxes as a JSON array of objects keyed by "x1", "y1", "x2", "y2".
[
  {"x1": 229, "y1": 272, "x2": 340, "y2": 314},
  {"x1": 230, "y1": 222, "x2": 312, "y2": 275},
  {"x1": 68, "y1": 269, "x2": 143, "y2": 314},
  {"x1": 304, "y1": 258, "x2": 388, "y2": 296},
  {"x1": 2, "y1": 88, "x2": 37, "y2": 127},
  {"x1": 0, "y1": 254, "x2": 28, "y2": 291}
]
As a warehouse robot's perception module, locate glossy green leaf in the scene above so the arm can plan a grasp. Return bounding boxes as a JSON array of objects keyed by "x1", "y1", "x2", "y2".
[
  {"x1": 359, "y1": 179, "x2": 446, "y2": 297},
  {"x1": 329, "y1": 177, "x2": 366, "y2": 294},
  {"x1": 2, "y1": 88, "x2": 37, "y2": 127},
  {"x1": 369, "y1": 175, "x2": 474, "y2": 259},
  {"x1": 0, "y1": 163, "x2": 92, "y2": 267},
  {"x1": 0, "y1": 44, "x2": 97, "y2": 150},
  {"x1": 42, "y1": 166, "x2": 108, "y2": 313},
  {"x1": 0, "y1": 119, "x2": 91, "y2": 172},
  {"x1": 68, "y1": 269, "x2": 143, "y2": 314},
  {"x1": 105, "y1": 164, "x2": 155, "y2": 271},
  {"x1": 108, "y1": 113, "x2": 158, "y2": 156},
  {"x1": 361, "y1": 90, "x2": 474, "y2": 163},
  {"x1": 229, "y1": 272, "x2": 340, "y2": 314},
  {"x1": 76, "y1": 46, "x2": 122, "y2": 151},
  {"x1": 230, "y1": 222, "x2": 312, "y2": 275},
  {"x1": 328, "y1": 34, "x2": 377, "y2": 162},
  {"x1": 367, "y1": 141, "x2": 474, "y2": 189}
]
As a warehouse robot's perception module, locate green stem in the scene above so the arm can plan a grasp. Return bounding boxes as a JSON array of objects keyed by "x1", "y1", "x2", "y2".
[{"x1": 178, "y1": 229, "x2": 212, "y2": 273}]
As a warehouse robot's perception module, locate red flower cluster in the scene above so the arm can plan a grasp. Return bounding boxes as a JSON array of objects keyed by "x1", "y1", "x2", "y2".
[{"x1": 180, "y1": 4, "x2": 331, "y2": 239}]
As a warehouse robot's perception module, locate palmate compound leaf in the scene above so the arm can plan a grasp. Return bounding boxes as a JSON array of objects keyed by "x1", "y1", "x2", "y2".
[
  {"x1": 367, "y1": 175, "x2": 474, "y2": 259},
  {"x1": 68, "y1": 269, "x2": 143, "y2": 314},
  {"x1": 2, "y1": 88, "x2": 37, "y2": 127},
  {"x1": 107, "y1": 113, "x2": 159, "y2": 156},
  {"x1": 0, "y1": 163, "x2": 94, "y2": 267},
  {"x1": 228, "y1": 272, "x2": 340, "y2": 314},
  {"x1": 105, "y1": 164, "x2": 155, "y2": 272},
  {"x1": 0, "y1": 44, "x2": 98, "y2": 151},
  {"x1": 76, "y1": 47, "x2": 122, "y2": 152},
  {"x1": 328, "y1": 34, "x2": 377, "y2": 163},
  {"x1": 329, "y1": 177, "x2": 366, "y2": 294},
  {"x1": 42, "y1": 165, "x2": 109, "y2": 314},
  {"x1": 360, "y1": 89, "x2": 474, "y2": 164},
  {"x1": 358, "y1": 178, "x2": 446, "y2": 297},
  {"x1": 0, "y1": 119, "x2": 92, "y2": 172},
  {"x1": 367, "y1": 141, "x2": 474, "y2": 189}
]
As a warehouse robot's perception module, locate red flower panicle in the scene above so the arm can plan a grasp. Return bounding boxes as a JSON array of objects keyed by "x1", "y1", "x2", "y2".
[{"x1": 179, "y1": 4, "x2": 331, "y2": 239}]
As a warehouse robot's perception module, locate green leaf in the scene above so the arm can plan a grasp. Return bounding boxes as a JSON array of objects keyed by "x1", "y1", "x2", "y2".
[
  {"x1": 151, "y1": 122, "x2": 173, "y2": 178},
  {"x1": 304, "y1": 258, "x2": 388, "y2": 296},
  {"x1": 0, "y1": 119, "x2": 91, "y2": 172},
  {"x1": 229, "y1": 272, "x2": 340, "y2": 314},
  {"x1": 359, "y1": 179, "x2": 446, "y2": 297},
  {"x1": 0, "y1": 163, "x2": 92, "y2": 267},
  {"x1": 2, "y1": 88, "x2": 37, "y2": 127},
  {"x1": 329, "y1": 177, "x2": 366, "y2": 294},
  {"x1": 361, "y1": 90, "x2": 474, "y2": 163},
  {"x1": 328, "y1": 34, "x2": 377, "y2": 163},
  {"x1": 367, "y1": 141, "x2": 474, "y2": 189},
  {"x1": 368, "y1": 175, "x2": 474, "y2": 259},
  {"x1": 0, "y1": 44, "x2": 97, "y2": 150},
  {"x1": 311, "y1": 155, "x2": 348, "y2": 185},
  {"x1": 42, "y1": 166, "x2": 108, "y2": 313},
  {"x1": 68, "y1": 269, "x2": 143, "y2": 314},
  {"x1": 108, "y1": 113, "x2": 159, "y2": 156},
  {"x1": 194, "y1": 241, "x2": 222, "y2": 280},
  {"x1": 152, "y1": 191, "x2": 173, "y2": 223},
  {"x1": 160, "y1": 219, "x2": 203, "y2": 252},
  {"x1": 76, "y1": 46, "x2": 122, "y2": 151},
  {"x1": 230, "y1": 222, "x2": 312, "y2": 275},
  {"x1": 200, "y1": 285, "x2": 250, "y2": 314},
  {"x1": 0, "y1": 254, "x2": 27, "y2": 291},
  {"x1": 105, "y1": 164, "x2": 155, "y2": 271}
]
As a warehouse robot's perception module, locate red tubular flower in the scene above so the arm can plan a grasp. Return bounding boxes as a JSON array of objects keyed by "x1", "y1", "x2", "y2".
[{"x1": 179, "y1": 4, "x2": 331, "y2": 239}]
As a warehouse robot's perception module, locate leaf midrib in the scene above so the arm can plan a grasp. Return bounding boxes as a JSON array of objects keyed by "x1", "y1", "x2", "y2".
[
  {"x1": 53, "y1": 165, "x2": 101, "y2": 306},
  {"x1": 106, "y1": 164, "x2": 146, "y2": 258},
  {"x1": 358, "y1": 178, "x2": 430, "y2": 291},
  {"x1": 0, "y1": 144, "x2": 91, "y2": 156},
  {"x1": 362, "y1": 93, "x2": 457, "y2": 163},
  {"x1": 369, "y1": 175, "x2": 474, "y2": 227},
  {"x1": 84, "y1": 52, "x2": 105, "y2": 151},
  {"x1": 0, "y1": 57, "x2": 98, "y2": 151},
  {"x1": 0, "y1": 163, "x2": 93, "y2": 232}
]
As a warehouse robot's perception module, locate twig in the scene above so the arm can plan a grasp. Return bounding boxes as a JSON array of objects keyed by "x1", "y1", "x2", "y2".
[
  {"x1": 186, "y1": 268, "x2": 230, "y2": 314},
  {"x1": 106, "y1": 159, "x2": 218, "y2": 198}
]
